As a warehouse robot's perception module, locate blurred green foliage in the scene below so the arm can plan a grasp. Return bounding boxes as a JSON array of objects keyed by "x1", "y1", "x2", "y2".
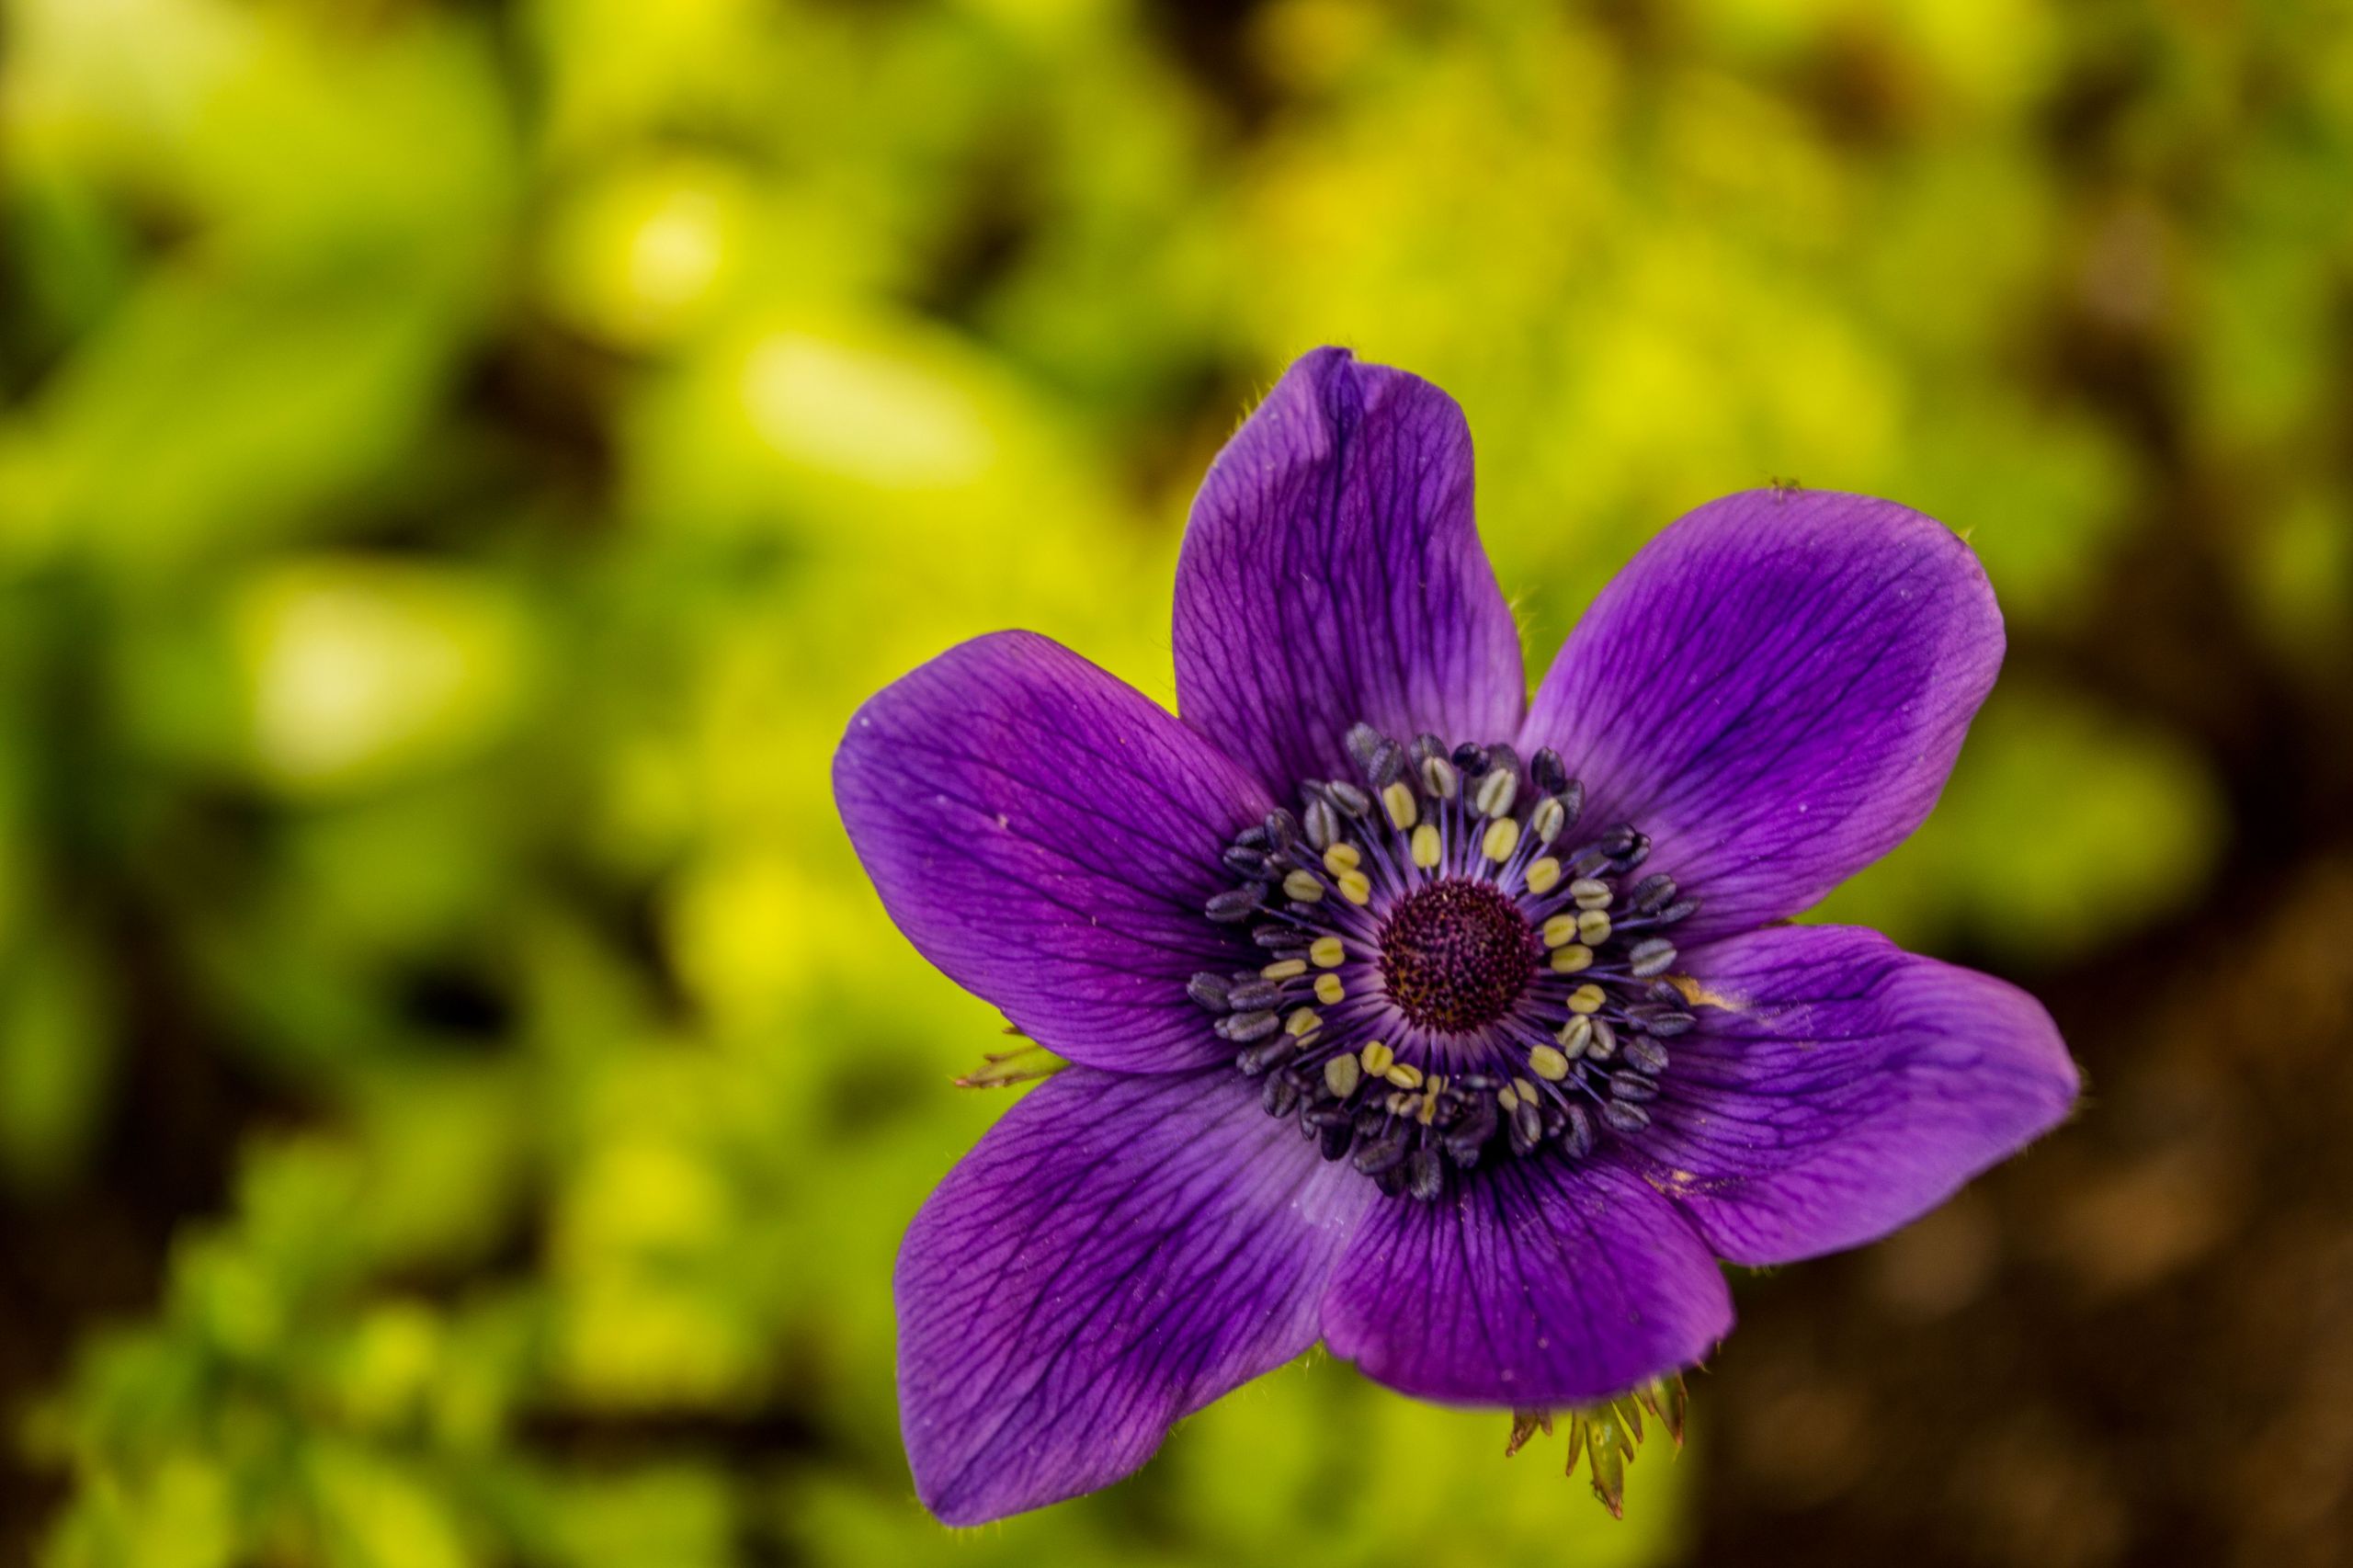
[{"x1": 2, "y1": 0, "x2": 2346, "y2": 1564}]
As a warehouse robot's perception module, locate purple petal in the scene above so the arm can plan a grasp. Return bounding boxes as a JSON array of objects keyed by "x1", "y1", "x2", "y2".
[
  {"x1": 835, "y1": 631, "x2": 1271, "y2": 1074},
  {"x1": 1174, "y1": 347, "x2": 1525, "y2": 792},
  {"x1": 1521, "y1": 490, "x2": 2003, "y2": 940},
  {"x1": 895, "y1": 1068, "x2": 1375, "y2": 1524},
  {"x1": 1631, "y1": 924, "x2": 2078, "y2": 1266},
  {"x1": 1321, "y1": 1157, "x2": 1732, "y2": 1406}
]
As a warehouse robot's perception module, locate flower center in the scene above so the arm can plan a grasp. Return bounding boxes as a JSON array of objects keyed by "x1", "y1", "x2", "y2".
[
  {"x1": 1378, "y1": 880, "x2": 1539, "y2": 1033},
  {"x1": 1187, "y1": 723, "x2": 1704, "y2": 1203}
]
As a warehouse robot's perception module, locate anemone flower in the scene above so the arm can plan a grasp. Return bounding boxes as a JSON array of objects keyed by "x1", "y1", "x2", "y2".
[{"x1": 834, "y1": 347, "x2": 2078, "y2": 1526}]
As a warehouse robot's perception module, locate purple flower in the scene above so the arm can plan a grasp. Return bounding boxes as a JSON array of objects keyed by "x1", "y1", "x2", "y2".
[{"x1": 834, "y1": 347, "x2": 2079, "y2": 1526}]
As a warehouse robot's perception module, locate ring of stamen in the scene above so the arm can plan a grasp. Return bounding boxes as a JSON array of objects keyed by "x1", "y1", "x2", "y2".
[{"x1": 1187, "y1": 722, "x2": 1704, "y2": 1202}]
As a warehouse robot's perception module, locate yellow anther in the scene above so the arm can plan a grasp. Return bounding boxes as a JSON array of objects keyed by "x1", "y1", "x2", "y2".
[
  {"x1": 1481, "y1": 816, "x2": 1521, "y2": 862},
  {"x1": 1549, "y1": 944, "x2": 1594, "y2": 974},
  {"x1": 1324, "y1": 1053, "x2": 1361, "y2": 1097},
  {"x1": 1323, "y1": 843, "x2": 1362, "y2": 875},
  {"x1": 1309, "y1": 936, "x2": 1346, "y2": 969},
  {"x1": 1336, "y1": 869, "x2": 1373, "y2": 905},
  {"x1": 1384, "y1": 1062, "x2": 1425, "y2": 1089},
  {"x1": 1313, "y1": 972, "x2": 1345, "y2": 1005},
  {"x1": 1410, "y1": 822, "x2": 1442, "y2": 868},
  {"x1": 1567, "y1": 983, "x2": 1606, "y2": 1015},
  {"x1": 1286, "y1": 1006, "x2": 1322, "y2": 1038},
  {"x1": 1570, "y1": 878, "x2": 1613, "y2": 910},
  {"x1": 1381, "y1": 780, "x2": 1418, "y2": 831},
  {"x1": 1261, "y1": 958, "x2": 1307, "y2": 981},
  {"x1": 1525, "y1": 857, "x2": 1563, "y2": 894},
  {"x1": 1359, "y1": 1040, "x2": 1394, "y2": 1075},
  {"x1": 1557, "y1": 1016, "x2": 1593, "y2": 1055},
  {"x1": 1416, "y1": 1092, "x2": 1439, "y2": 1125},
  {"x1": 1541, "y1": 914, "x2": 1580, "y2": 949},
  {"x1": 1529, "y1": 1044, "x2": 1571, "y2": 1082},
  {"x1": 1514, "y1": 1077, "x2": 1541, "y2": 1106},
  {"x1": 1282, "y1": 869, "x2": 1324, "y2": 903},
  {"x1": 1576, "y1": 910, "x2": 1613, "y2": 944},
  {"x1": 1495, "y1": 1083, "x2": 1518, "y2": 1110},
  {"x1": 1474, "y1": 768, "x2": 1518, "y2": 818}
]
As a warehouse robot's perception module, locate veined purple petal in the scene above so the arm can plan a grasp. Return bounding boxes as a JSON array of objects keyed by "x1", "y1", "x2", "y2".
[
  {"x1": 1175, "y1": 347, "x2": 1525, "y2": 792},
  {"x1": 1321, "y1": 1156, "x2": 1732, "y2": 1407},
  {"x1": 835, "y1": 631, "x2": 1270, "y2": 1075},
  {"x1": 895, "y1": 1068, "x2": 1375, "y2": 1525},
  {"x1": 1521, "y1": 490, "x2": 2003, "y2": 940},
  {"x1": 1631, "y1": 925, "x2": 2078, "y2": 1267}
]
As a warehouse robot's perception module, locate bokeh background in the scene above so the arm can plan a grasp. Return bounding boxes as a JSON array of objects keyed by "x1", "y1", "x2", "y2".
[{"x1": 3, "y1": 0, "x2": 2350, "y2": 1563}]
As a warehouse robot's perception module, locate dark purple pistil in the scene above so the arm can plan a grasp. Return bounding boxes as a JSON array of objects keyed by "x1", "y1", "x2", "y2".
[{"x1": 1379, "y1": 880, "x2": 1540, "y2": 1033}]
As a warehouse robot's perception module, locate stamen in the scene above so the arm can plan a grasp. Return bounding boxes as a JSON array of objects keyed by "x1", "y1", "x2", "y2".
[
  {"x1": 1223, "y1": 843, "x2": 1274, "y2": 878},
  {"x1": 1623, "y1": 1037, "x2": 1669, "y2": 1074},
  {"x1": 1481, "y1": 817, "x2": 1521, "y2": 861},
  {"x1": 1228, "y1": 978, "x2": 1282, "y2": 1010},
  {"x1": 1206, "y1": 888, "x2": 1259, "y2": 923},
  {"x1": 1220, "y1": 1009, "x2": 1279, "y2": 1042},
  {"x1": 1237, "y1": 1037, "x2": 1293, "y2": 1075},
  {"x1": 1602, "y1": 1101, "x2": 1650, "y2": 1133},
  {"x1": 1474, "y1": 767, "x2": 1518, "y2": 819},
  {"x1": 1382, "y1": 780, "x2": 1418, "y2": 829},
  {"x1": 1531, "y1": 747, "x2": 1570, "y2": 796},
  {"x1": 1629, "y1": 873, "x2": 1677, "y2": 913},
  {"x1": 1309, "y1": 935, "x2": 1346, "y2": 968},
  {"x1": 1313, "y1": 798, "x2": 1354, "y2": 854},
  {"x1": 1282, "y1": 869, "x2": 1324, "y2": 903},
  {"x1": 1609, "y1": 1072, "x2": 1659, "y2": 1103}
]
